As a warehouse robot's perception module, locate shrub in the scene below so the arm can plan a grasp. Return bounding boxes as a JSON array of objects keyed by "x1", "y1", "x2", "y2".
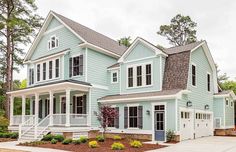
[
  {"x1": 96, "y1": 135, "x2": 105, "y2": 142},
  {"x1": 113, "y1": 135, "x2": 122, "y2": 140},
  {"x1": 42, "y1": 134, "x2": 54, "y2": 141},
  {"x1": 130, "y1": 140, "x2": 142, "y2": 148},
  {"x1": 0, "y1": 132, "x2": 11, "y2": 138},
  {"x1": 88, "y1": 141, "x2": 99, "y2": 148},
  {"x1": 62, "y1": 138, "x2": 72, "y2": 145},
  {"x1": 79, "y1": 136, "x2": 88, "y2": 143},
  {"x1": 166, "y1": 130, "x2": 175, "y2": 142},
  {"x1": 72, "y1": 139, "x2": 81, "y2": 145},
  {"x1": 111, "y1": 142, "x2": 125, "y2": 150},
  {"x1": 10, "y1": 132, "x2": 18, "y2": 139},
  {"x1": 51, "y1": 139, "x2": 57, "y2": 144},
  {"x1": 19, "y1": 141, "x2": 47, "y2": 146},
  {"x1": 53, "y1": 134, "x2": 64, "y2": 142}
]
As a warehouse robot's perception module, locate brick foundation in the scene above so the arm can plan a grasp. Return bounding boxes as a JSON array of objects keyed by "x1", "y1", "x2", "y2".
[{"x1": 214, "y1": 128, "x2": 234, "y2": 136}]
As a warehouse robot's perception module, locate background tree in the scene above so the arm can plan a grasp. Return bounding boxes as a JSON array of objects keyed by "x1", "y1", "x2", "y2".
[
  {"x1": 220, "y1": 81, "x2": 236, "y2": 94},
  {"x1": 118, "y1": 36, "x2": 132, "y2": 47},
  {"x1": 97, "y1": 105, "x2": 119, "y2": 136},
  {"x1": 157, "y1": 14, "x2": 197, "y2": 46},
  {"x1": 0, "y1": 0, "x2": 43, "y2": 118}
]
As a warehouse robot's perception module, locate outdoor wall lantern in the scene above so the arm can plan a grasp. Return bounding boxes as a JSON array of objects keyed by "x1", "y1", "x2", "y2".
[
  {"x1": 205, "y1": 104, "x2": 209, "y2": 110},
  {"x1": 146, "y1": 110, "x2": 150, "y2": 115},
  {"x1": 186, "y1": 101, "x2": 192, "y2": 107}
]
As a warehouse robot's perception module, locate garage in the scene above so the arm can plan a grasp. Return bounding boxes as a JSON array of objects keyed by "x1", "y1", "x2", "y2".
[
  {"x1": 180, "y1": 110, "x2": 194, "y2": 140},
  {"x1": 195, "y1": 112, "x2": 213, "y2": 138}
]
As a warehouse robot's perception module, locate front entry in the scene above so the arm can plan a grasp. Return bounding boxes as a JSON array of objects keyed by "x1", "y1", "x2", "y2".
[{"x1": 154, "y1": 105, "x2": 165, "y2": 141}]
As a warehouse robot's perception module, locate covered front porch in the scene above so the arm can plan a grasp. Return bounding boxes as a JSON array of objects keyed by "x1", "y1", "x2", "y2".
[{"x1": 8, "y1": 80, "x2": 92, "y2": 129}]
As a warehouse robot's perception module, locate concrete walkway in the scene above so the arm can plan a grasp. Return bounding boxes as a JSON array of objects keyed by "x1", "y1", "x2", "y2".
[
  {"x1": 148, "y1": 136, "x2": 236, "y2": 152},
  {"x1": 0, "y1": 141, "x2": 69, "y2": 152}
]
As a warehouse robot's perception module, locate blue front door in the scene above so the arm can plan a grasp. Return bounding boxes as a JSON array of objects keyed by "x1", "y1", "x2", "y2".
[{"x1": 154, "y1": 105, "x2": 165, "y2": 141}]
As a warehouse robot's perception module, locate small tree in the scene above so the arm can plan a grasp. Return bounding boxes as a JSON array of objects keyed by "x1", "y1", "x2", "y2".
[{"x1": 97, "y1": 105, "x2": 119, "y2": 136}]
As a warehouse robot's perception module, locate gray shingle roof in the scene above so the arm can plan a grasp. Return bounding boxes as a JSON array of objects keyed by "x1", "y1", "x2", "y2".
[
  {"x1": 53, "y1": 12, "x2": 127, "y2": 56},
  {"x1": 98, "y1": 89, "x2": 182, "y2": 101},
  {"x1": 214, "y1": 90, "x2": 232, "y2": 95}
]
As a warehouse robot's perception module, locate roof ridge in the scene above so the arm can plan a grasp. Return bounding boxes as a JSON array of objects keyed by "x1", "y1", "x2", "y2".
[
  {"x1": 52, "y1": 11, "x2": 127, "y2": 49},
  {"x1": 166, "y1": 41, "x2": 204, "y2": 50}
]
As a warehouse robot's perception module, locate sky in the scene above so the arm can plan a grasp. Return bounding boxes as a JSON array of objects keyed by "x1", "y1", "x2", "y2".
[{"x1": 14, "y1": 0, "x2": 236, "y2": 80}]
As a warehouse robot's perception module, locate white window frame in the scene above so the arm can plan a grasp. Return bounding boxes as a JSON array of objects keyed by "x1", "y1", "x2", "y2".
[
  {"x1": 225, "y1": 97, "x2": 229, "y2": 107},
  {"x1": 126, "y1": 61, "x2": 153, "y2": 89},
  {"x1": 127, "y1": 104, "x2": 139, "y2": 129},
  {"x1": 71, "y1": 54, "x2": 84, "y2": 77},
  {"x1": 48, "y1": 35, "x2": 59, "y2": 50},
  {"x1": 230, "y1": 100, "x2": 233, "y2": 108},
  {"x1": 207, "y1": 72, "x2": 211, "y2": 92},
  {"x1": 191, "y1": 63, "x2": 197, "y2": 87},
  {"x1": 111, "y1": 70, "x2": 118, "y2": 84}
]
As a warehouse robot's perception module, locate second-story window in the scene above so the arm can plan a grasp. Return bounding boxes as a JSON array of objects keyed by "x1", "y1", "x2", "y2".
[
  {"x1": 48, "y1": 35, "x2": 59, "y2": 50},
  {"x1": 69, "y1": 55, "x2": 83, "y2": 77},
  {"x1": 55, "y1": 59, "x2": 59, "y2": 78},
  {"x1": 49, "y1": 61, "x2": 53, "y2": 79},
  {"x1": 137, "y1": 66, "x2": 142, "y2": 86},
  {"x1": 146, "y1": 64, "x2": 151, "y2": 85},
  {"x1": 37, "y1": 64, "x2": 40, "y2": 81},
  {"x1": 128, "y1": 67, "x2": 133, "y2": 87},
  {"x1": 111, "y1": 71, "x2": 118, "y2": 83},
  {"x1": 29, "y1": 68, "x2": 34, "y2": 85},
  {"x1": 207, "y1": 73, "x2": 211, "y2": 92},
  {"x1": 43, "y1": 62, "x2": 46, "y2": 80},
  {"x1": 192, "y1": 64, "x2": 196, "y2": 86}
]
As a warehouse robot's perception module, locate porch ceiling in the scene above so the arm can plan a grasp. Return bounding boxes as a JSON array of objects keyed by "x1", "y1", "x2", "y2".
[{"x1": 7, "y1": 79, "x2": 91, "y2": 97}]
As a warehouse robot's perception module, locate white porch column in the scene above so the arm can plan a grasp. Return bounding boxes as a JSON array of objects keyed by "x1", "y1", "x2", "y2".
[
  {"x1": 49, "y1": 91, "x2": 54, "y2": 126},
  {"x1": 10, "y1": 96, "x2": 14, "y2": 126},
  {"x1": 21, "y1": 95, "x2": 26, "y2": 123},
  {"x1": 34, "y1": 93, "x2": 39, "y2": 139},
  {"x1": 65, "y1": 89, "x2": 70, "y2": 127}
]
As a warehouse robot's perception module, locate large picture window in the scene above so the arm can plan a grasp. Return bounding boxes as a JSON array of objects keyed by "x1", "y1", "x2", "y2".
[{"x1": 129, "y1": 106, "x2": 138, "y2": 128}]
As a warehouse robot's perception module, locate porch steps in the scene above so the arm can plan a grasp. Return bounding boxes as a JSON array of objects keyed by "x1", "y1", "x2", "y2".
[{"x1": 19, "y1": 127, "x2": 50, "y2": 141}]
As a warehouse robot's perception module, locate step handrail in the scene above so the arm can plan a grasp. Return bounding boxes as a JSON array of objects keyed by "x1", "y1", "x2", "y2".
[
  {"x1": 19, "y1": 116, "x2": 35, "y2": 138},
  {"x1": 34, "y1": 114, "x2": 51, "y2": 139}
]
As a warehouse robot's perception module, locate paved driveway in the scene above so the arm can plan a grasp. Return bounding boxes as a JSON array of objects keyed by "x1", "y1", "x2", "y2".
[{"x1": 148, "y1": 136, "x2": 236, "y2": 152}]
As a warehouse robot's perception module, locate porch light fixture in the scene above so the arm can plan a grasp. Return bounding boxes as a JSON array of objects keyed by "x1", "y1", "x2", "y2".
[
  {"x1": 205, "y1": 104, "x2": 209, "y2": 110},
  {"x1": 146, "y1": 110, "x2": 150, "y2": 115},
  {"x1": 186, "y1": 101, "x2": 192, "y2": 107}
]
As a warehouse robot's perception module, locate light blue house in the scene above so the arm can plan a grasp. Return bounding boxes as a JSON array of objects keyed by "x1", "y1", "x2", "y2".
[{"x1": 8, "y1": 11, "x2": 236, "y2": 142}]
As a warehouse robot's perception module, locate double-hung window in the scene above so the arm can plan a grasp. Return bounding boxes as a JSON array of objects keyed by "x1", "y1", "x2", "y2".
[
  {"x1": 70, "y1": 55, "x2": 83, "y2": 77},
  {"x1": 55, "y1": 59, "x2": 60, "y2": 78},
  {"x1": 49, "y1": 61, "x2": 53, "y2": 79},
  {"x1": 128, "y1": 67, "x2": 133, "y2": 87},
  {"x1": 129, "y1": 106, "x2": 138, "y2": 128},
  {"x1": 192, "y1": 64, "x2": 196, "y2": 86},
  {"x1": 137, "y1": 66, "x2": 142, "y2": 86},
  {"x1": 111, "y1": 71, "x2": 118, "y2": 83},
  {"x1": 207, "y1": 73, "x2": 211, "y2": 92},
  {"x1": 43, "y1": 62, "x2": 46, "y2": 80},
  {"x1": 37, "y1": 64, "x2": 40, "y2": 81},
  {"x1": 146, "y1": 64, "x2": 151, "y2": 85},
  {"x1": 29, "y1": 68, "x2": 34, "y2": 85}
]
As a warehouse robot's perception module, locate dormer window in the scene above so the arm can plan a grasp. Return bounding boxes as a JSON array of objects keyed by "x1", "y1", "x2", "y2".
[{"x1": 48, "y1": 35, "x2": 59, "y2": 50}]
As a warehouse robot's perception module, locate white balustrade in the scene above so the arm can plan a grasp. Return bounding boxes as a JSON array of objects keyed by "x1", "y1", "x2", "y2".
[{"x1": 70, "y1": 114, "x2": 88, "y2": 126}]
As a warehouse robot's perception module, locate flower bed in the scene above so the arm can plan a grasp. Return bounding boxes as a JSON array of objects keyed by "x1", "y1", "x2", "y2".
[{"x1": 19, "y1": 137, "x2": 165, "y2": 152}]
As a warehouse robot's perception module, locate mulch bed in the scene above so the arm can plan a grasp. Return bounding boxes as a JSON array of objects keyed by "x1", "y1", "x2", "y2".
[
  {"x1": 20, "y1": 138, "x2": 166, "y2": 152},
  {"x1": 0, "y1": 138, "x2": 16, "y2": 142}
]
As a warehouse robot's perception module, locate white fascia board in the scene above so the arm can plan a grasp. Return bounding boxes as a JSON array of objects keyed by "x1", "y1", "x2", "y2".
[
  {"x1": 118, "y1": 37, "x2": 168, "y2": 63},
  {"x1": 107, "y1": 67, "x2": 120, "y2": 71},
  {"x1": 214, "y1": 91, "x2": 236, "y2": 100},
  {"x1": 79, "y1": 42, "x2": 120, "y2": 59}
]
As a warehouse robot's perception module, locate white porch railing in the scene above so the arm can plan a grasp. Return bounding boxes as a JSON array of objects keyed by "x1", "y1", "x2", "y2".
[
  {"x1": 12, "y1": 115, "x2": 35, "y2": 126},
  {"x1": 52, "y1": 114, "x2": 88, "y2": 126},
  {"x1": 19, "y1": 116, "x2": 35, "y2": 138}
]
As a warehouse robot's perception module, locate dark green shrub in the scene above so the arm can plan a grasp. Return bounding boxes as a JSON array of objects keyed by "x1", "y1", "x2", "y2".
[
  {"x1": 79, "y1": 136, "x2": 88, "y2": 143},
  {"x1": 42, "y1": 134, "x2": 54, "y2": 141},
  {"x1": 10, "y1": 132, "x2": 18, "y2": 139},
  {"x1": 53, "y1": 134, "x2": 64, "y2": 142},
  {"x1": 2, "y1": 133, "x2": 11, "y2": 138},
  {"x1": 72, "y1": 139, "x2": 81, "y2": 145},
  {"x1": 51, "y1": 139, "x2": 58, "y2": 144},
  {"x1": 96, "y1": 135, "x2": 105, "y2": 142},
  {"x1": 62, "y1": 138, "x2": 72, "y2": 145},
  {"x1": 166, "y1": 130, "x2": 175, "y2": 142}
]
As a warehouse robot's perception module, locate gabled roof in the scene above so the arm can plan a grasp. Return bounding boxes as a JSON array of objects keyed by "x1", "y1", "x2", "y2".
[
  {"x1": 118, "y1": 37, "x2": 168, "y2": 63},
  {"x1": 24, "y1": 11, "x2": 127, "y2": 62},
  {"x1": 214, "y1": 90, "x2": 236, "y2": 100}
]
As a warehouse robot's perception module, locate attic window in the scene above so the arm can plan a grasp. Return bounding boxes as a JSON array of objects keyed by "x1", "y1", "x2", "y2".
[{"x1": 48, "y1": 35, "x2": 59, "y2": 50}]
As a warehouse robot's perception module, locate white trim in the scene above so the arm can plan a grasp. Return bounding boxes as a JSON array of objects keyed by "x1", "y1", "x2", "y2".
[
  {"x1": 107, "y1": 67, "x2": 120, "y2": 71},
  {"x1": 88, "y1": 88, "x2": 92, "y2": 126},
  {"x1": 126, "y1": 104, "x2": 140, "y2": 129},
  {"x1": 179, "y1": 107, "x2": 194, "y2": 141},
  {"x1": 175, "y1": 98, "x2": 178, "y2": 132},
  {"x1": 126, "y1": 103, "x2": 140, "y2": 107},
  {"x1": 225, "y1": 97, "x2": 229, "y2": 107},
  {"x1": 106, "y1": 129, "x2": 152, "y2": 135},
  {"x1": 119, "y1": 65, "x2": 122, "y2": 94},
  {"x1": 160, "y1": 56, "x2": 163, "y2": 90},
  {"x1": 123, "y1": 56, "x2": 156, "y2": 64},
  {"x1": 43, "y1": 25, "x2": 64, "y2": 35},
  {"x1": 151, "y1": 102, "x2": 167, "y2": 142},
  {"x1": 118, "y1": 37, "x2": 167, "y2": 63},
  {"x1": 85, "y1": 47, "x2": 88, "y2": 82},
  {"x1": 111, "y1": 70, "x2": 118, "y2": 84},
  {"x1": 91, "y1": 84, "x2": 109, "y2": 90}
]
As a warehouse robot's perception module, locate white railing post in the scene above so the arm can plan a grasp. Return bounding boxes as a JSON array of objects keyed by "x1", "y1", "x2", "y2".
[
  {"x1": 34, "y1": 93, "x2": 39, "y2": 139},
  {"x1": 19, "y1": 124, "x2": 22, "y2": 139},
  {"x1": 49, "y1": 91, "x2": 53, "y2": 126},
  {"x1": 22, "y1": 95, "x2": 26, "y2": 123},
  {"x1": 10, "y1": 96, "x2": 14, "y2": 126},
  {"x1": 65, "y1": 89, "x2": 70, "y2": 127}
]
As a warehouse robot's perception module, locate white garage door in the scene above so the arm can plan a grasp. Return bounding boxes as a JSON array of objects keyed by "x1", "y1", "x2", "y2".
[
  {"x1": 195, "y1": 112, "x2": 213, "y2": 138},
  {"x1": 180, "y1": 111, "x2": 194, "y2": 140}
]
